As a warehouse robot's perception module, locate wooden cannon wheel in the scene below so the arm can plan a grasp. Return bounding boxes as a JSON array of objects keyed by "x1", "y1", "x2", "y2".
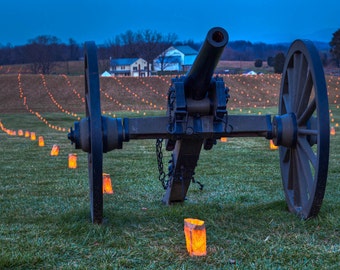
[
  {"x1": 84, "y1": 42, "x2": 104, "y2": 224},
  {"x1": 277, "y1": 40, "x2": 330, "y2": 219}
]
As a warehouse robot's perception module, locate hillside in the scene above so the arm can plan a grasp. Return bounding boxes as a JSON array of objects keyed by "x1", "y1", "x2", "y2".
[{"x1": 0, "y1": 73, "x2": 339, "y2": 118}]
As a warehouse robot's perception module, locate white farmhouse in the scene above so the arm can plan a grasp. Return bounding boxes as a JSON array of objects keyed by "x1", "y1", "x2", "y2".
[
  {"x1": 110, "y1": 58, "x2": 151, "y2": 77},
  {"x1": 153, "y1": 46, "x2": 198, "y2": 72}
]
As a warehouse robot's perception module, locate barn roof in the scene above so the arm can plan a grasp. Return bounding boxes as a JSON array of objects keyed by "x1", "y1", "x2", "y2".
[
  {"x1": 110, "y1": 58, "x2": 139, "y2": 66},
  {"x1": 173, "y1": 46, "x2": 198, "y2": 55}
]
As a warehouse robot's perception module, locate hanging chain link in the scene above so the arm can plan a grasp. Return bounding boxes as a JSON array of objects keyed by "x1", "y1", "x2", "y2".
[
  {"x1": 191, "y1": 176, "x2": 204, "y2": 191},
  {"x1": 155, "y1": 83, "x2": 176, "y2": 190},
  {"x1": 156, "y1": 138, "x2": 168, "y2": 189},
  {"x1": 167, "y1": 86, "x2": 176, "y2": 134}
]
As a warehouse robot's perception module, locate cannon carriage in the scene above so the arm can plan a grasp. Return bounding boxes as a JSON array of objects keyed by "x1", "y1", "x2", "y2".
[{"x1": 68, "y1": 27, "x2": 329, "y2": 224}]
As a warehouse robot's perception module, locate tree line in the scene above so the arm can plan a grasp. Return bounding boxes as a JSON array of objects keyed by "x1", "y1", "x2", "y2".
[{"x1": 0, "y1": 29, "x2": 338, "y2": 74}]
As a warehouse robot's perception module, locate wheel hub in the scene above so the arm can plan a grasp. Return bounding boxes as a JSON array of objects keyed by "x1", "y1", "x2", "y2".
[
  {"x1": 272, "y1": 113, "x2": 298, "y2": 148},
  {"x1": 68, "y1": 116, "x2": 124, "y2": 153}
]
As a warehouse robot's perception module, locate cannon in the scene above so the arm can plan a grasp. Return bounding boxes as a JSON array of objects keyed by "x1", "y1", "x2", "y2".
[{"x1": 68, "y1": 27, "x2": 330, "y2": 224}]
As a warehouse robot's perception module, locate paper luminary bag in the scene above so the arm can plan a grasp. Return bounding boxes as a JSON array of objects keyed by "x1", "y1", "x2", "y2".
[
  {"x1": 30, "y1": 132, "x2": 36, "y2": 141},
  {"x1": 68, "y1": 153, "x2": 77, "y2": 169},
  {"x1": 102, "y1": 173, "x2": 114, "y2": 194},
  {"x1": 50, "y1": 144, "x2": 60, "y2": 156},
  {"x1": 184, "y1": 218, "x2": 207, "y2": 256},
  {"x1": 38, "y1": 136, "x2": 45, "y2": 147}
]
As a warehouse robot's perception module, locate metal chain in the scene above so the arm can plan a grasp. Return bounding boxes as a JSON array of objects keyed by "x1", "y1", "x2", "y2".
[
  {"x1": 191, "y1": 176, "x2": 204, "y2": 191},
  {"x1": 156, "y1": 138, "x2": 168, "y2": 189},
  {"x1": 167, "y1": 86, "x2": 176, "y2": 134},
  {"x1": 155, "y1": 84, "x2": 175, "y2": 190}
]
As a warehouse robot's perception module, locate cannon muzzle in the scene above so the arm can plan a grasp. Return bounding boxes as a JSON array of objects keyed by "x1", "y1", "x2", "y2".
[{"x1": 184, "y1": 27, "x2": 228, "y2": 100}]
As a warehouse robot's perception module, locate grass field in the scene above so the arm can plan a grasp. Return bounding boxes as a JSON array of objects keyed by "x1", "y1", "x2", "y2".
[
  {"x1": 0, "y1": 106, "x2": 339, "y2": 269},
  {"x1": 1, "y1": 72, "x2": 340, "y2": 268}
]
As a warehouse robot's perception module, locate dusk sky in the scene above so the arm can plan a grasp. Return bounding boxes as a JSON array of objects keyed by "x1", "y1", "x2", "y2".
[{"x1": 1, "y1": 0, "x2": 339, "y2": 46}]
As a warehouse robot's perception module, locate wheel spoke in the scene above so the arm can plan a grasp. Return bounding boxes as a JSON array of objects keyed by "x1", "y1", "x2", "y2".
[
  {"x1": 282, "y1": 93, "x2": 292, "y2": 113},
  {"x1": 295, "y1": 54, "x2": 309, "y2": 111},
  {"x1": 296, "y1": 139, "x2": 315, "y2": 192},
  {"x1": 297, "y1": 97, "x2": 316, "y2": 126},
  {"x1": 286, "y1": 148, "x2": 307, "y2": 209},
  {"x1": 298, "y1": 137, "x2": 317, "y2": 169},
  {"x1": 292, "y1": 53, "x2": 303, "y2": 111},
  {"x1": 282, "y1": 137, "x2": 318, "y2": 212},
  {"x1": 295, "y1": 152, "x2": 310, "y2": 209},
  {"x1": 282, "y1": 147, "x2": 290, "y2": 163},
  {"x1": 280, "y1": 148, "x2": 293, "y2": 198},
  {"x1": 298, "y1": 128, "x2": 318, "y2": 136},
  {"x1": 287, "y1": 67, "x2": 295, "y2": 110},
  {"x1": 289, "y1": 150, "x2": 301, "y2": 206},
  {"x1": 280, "y1": 147, "x2": 289, "y2": 176},
  {"x1": 296, "y1": 71, "x2": 313, "y2": 118}
]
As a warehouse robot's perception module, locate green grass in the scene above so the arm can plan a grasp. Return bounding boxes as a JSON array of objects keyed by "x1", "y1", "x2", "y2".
[{"x1": 0, "y1": 109, "x2": 339, "y2": 269}]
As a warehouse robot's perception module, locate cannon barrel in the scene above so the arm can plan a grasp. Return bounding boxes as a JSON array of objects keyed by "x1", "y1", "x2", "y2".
[{"x1": 184, "y1": 27, "x2": 228, "y2": 100}]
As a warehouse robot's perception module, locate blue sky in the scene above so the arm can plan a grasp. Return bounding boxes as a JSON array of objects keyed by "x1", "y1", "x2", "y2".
[{"x1": 1, "y1": 0, "x2": 339, "y2": 45}]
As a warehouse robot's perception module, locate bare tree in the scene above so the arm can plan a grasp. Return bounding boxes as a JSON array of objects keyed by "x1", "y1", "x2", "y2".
[
  {"x1": 137, "y1": 30, "x2": 178, "y2": 75},
  {"x1": 68, "y1": 38, "x2": 80, "y2": 60},
  {"x1": 25, "y1": 35, "x2": 61, "y2": 74},
  {"x1": 155, "y1": 49, "x2": 181, "y2": 72},
  {"x1": 107, "y1": 29, "x2": 178, "y2": 76},
  {"x1": 119, "y1": 30, "x2": 139, "y2": 57}
]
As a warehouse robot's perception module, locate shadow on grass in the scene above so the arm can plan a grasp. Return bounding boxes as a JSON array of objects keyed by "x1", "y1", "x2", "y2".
[{"x1": 54, "y1": 198, "x2": 290, "y2": 231}]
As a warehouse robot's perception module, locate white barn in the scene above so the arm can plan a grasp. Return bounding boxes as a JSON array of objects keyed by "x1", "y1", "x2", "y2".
[{"x1": 153, "y1": 46, "x2": 198, "y2": 72}]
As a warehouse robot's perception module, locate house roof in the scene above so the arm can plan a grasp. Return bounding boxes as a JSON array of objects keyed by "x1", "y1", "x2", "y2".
[
  {"x1": 110, "y1": 58, "x2": 139, "y2": 66},
  {"x1": 173, "y1": 45, "x2": 198, "y2": 55}
]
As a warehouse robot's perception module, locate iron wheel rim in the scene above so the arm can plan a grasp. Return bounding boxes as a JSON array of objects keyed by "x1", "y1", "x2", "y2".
[{"x1": 84, "y1": 41, "x2": 103, "y2": 224}]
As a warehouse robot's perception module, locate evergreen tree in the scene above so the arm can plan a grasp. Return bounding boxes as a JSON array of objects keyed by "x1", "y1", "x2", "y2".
[
  {"x1": 274, "y1": 52, "x2": 285, "y2": 74},
  {"x1": 330, "y1": 29, "x2": 340, "y2": 67},
  {"x1": 267, "y1": 56, "x2": 275, "y2": 67},
  {"x1": 254, "y1": 59, "x2": 263, "y2": 68}
]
